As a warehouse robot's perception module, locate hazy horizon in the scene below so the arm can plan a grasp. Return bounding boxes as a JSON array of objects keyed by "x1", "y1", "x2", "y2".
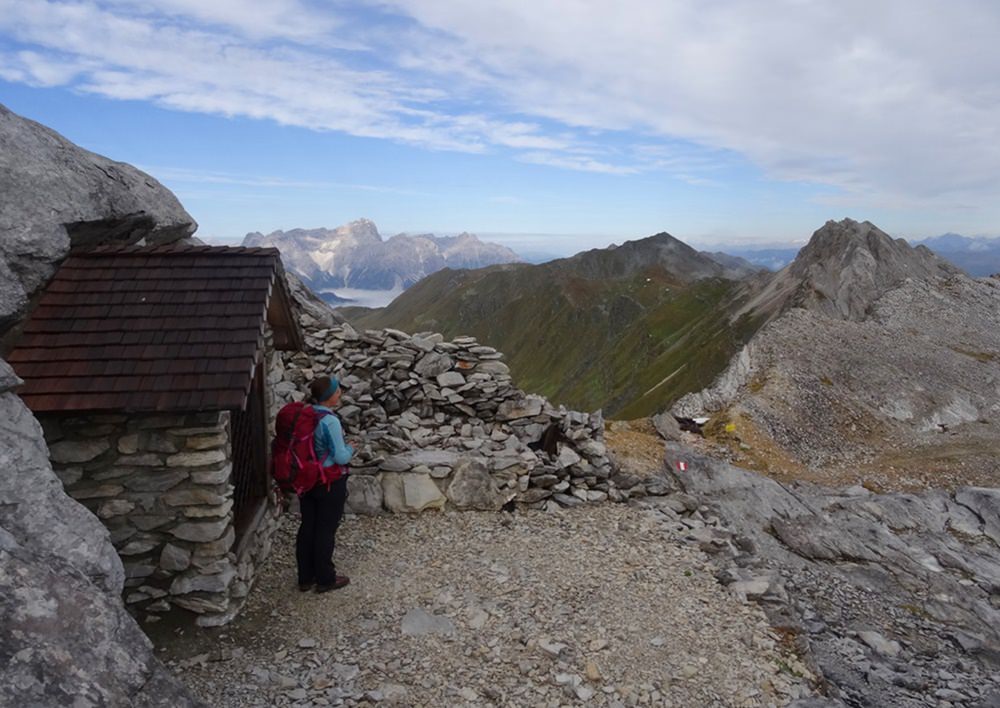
[{"x1": 204, "y1": 222, "x2": 1000, "y2": 262}]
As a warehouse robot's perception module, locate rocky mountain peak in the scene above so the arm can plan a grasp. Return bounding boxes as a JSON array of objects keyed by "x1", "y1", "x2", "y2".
[
  {"x1": 559, "y1": 231, "x2": 729, "y2": 283},
  {"x1": 746, "y1": 218, "x2": 962, "y2": 322},
  {"x1": 791, "y1": 217, "x2": 957, "y2": 281},
  {"x1": 335, "y1": 218, "x2": 382, "y2": 242}
]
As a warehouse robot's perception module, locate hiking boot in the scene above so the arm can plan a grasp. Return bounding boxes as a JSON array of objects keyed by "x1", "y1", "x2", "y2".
[
  {"x1": 315, "y1": 575, "x2": 350, "y2": 593},
  {"x1": 298, "y1": 582, "x2": 314, "y2": 592}
]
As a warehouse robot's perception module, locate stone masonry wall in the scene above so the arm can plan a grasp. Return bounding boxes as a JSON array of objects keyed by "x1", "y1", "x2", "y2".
[
  {"x1": 270, "y1": 321, "x2": 659, "y2": 515},
  {"x1": 41, "y1": 411, "x2": 237, "y2": 624}
]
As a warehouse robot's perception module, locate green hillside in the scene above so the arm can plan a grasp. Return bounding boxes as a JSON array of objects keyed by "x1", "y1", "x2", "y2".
[{"x1": 352, "y1": 234, "x2": 763, "y2": 418}]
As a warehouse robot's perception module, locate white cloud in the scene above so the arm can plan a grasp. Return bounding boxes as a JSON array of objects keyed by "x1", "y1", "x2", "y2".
[
  {"x1": 2, "y1": 0, "x2": 1000, "y2": 211},
  {"x1": 101, "y1": 0, "x2": 343, "y2": 42},
  {"x1": 148, "y1": 166, "x2": 431, "y2": 195},
  {"x1": 380, "y1": 0, "x2": 1000, "y2": 206},
  {"x1": 518, "y1": 151, "x2": 637, "y2": 175},
  {"x1": 0, "y1": 0, "x2": 556, "y2": 153}
]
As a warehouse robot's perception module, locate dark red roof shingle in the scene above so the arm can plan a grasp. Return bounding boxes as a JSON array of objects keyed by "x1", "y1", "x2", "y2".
[{"x1": 8, "y1": 244, "x2": 301, "y2": 413}]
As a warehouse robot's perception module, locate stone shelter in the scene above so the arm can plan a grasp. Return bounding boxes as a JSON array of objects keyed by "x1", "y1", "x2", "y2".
[{"x1": 6, "y1": 243, "x2": 302, "y2": 626}]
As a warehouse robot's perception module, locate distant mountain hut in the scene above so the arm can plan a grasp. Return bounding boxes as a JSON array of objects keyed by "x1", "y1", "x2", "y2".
[{"x1": 7, "y1": 244, "x2": 302, "y2": 626}]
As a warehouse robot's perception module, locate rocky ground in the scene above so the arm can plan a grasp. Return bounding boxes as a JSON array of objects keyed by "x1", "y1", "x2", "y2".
[
  {"x1": 151, "y1": 415, "x2": 1000, "y2": 707},
  {"x1": 156, "y1": 504, "x2": 817, "y2": 707}
]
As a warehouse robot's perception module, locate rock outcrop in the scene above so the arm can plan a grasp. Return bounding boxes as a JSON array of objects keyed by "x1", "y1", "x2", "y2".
[
  {"x1": 638, "y1": 444, "x2": 1000, "y2": 707},
  {"x1": 0, "y1": 102, "x2": 196, "y2": 329},
  {"x1": 741, "y1": 218, "x2": 960, "y2": 323},
  {"x1": 0, "y1": 104, "x2": 200, "y2": 705},
  {"x1": 285, "y1": 271, "x2": 345, "y2": 329}
]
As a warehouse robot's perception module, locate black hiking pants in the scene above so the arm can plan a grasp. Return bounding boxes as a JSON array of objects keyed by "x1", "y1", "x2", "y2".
[{"x1": 296, "y1": 475, "x2": 348, "y2": 586}]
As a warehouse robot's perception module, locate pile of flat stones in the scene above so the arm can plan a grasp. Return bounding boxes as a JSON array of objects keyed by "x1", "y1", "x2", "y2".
[{"x1": 273, "y1": 321, "x2": 655, "y2": 514}]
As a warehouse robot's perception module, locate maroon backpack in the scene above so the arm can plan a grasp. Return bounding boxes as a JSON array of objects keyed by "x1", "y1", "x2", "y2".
[{"x1": 271, "y1": 402, "x2": 346, "y2": 496}]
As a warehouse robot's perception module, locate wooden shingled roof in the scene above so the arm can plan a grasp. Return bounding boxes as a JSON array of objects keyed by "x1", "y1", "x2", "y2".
[{"x1": 7, "y1": 243, "x2": 302, "y2": 413}]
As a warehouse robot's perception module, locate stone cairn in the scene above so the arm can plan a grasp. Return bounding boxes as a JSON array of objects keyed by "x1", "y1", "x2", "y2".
[{"x1": 272, "y1": 319, "x2": 650, "y2": 514}]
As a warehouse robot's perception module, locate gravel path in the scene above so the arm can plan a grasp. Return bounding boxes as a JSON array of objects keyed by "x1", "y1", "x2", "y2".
[{"x1": 159, "y1": 504, "x2": 813, "y2": 707}]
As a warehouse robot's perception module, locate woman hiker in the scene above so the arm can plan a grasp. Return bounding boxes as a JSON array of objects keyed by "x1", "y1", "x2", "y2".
[{"x1": 297, "y1": 375, "x2": 354, "y2": 593}]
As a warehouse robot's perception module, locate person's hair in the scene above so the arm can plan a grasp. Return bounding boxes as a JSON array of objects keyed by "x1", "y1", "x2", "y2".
[{"x1": 308, "y1": 376, "x2": 338, "y2": 404}]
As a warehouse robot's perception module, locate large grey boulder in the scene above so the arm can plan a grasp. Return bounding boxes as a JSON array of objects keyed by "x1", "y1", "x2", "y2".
[
  {"x1": 0, "y1": 525, "x2": 200, "y2": 707},
  {"x1": 0, "y1": 103, "x2": 196, "y2": 329},
  {"x1": 651, "y1": 411, "x2": 682, "y2": 440}
]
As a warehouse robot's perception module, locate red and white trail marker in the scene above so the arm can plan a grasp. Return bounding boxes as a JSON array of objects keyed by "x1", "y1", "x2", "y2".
[{"x1": 676, "y1": 461, "x2": 688, "y2": 472}]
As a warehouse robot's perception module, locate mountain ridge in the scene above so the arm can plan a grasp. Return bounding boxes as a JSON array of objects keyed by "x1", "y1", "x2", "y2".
[
  {"x1": 353, "y1": 218, "x2": 979, "y2": 418},
  {"x1": 352, "y1": 230, "x2": 762, "y2": 417}
]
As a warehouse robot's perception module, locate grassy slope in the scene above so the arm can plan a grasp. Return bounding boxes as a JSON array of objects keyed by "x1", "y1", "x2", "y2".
[{"x1": 354, "y1": 263, "x2": 760, "y2": 418}]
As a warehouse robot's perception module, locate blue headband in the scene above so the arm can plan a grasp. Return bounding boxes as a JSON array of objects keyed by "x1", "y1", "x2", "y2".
[{"x1": 322, "y1": 378, "x2": 339, "y2": 401}]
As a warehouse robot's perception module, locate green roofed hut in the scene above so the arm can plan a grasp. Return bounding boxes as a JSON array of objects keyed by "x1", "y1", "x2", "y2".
[{"x1": 6, "y1": 243, "x2": 303, "y2": 626}]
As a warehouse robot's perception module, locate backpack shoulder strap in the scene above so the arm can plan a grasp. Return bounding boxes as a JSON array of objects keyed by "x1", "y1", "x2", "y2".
[
  {"x1": 313, "y1": 408, "x2": 333, "y2": 426},
  {"x1": 286, "y1": 406, "x2": 308, "y2": 441}
]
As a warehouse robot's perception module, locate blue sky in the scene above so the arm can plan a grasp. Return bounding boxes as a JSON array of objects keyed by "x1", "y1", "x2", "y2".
[{"x1": 2, "y1": 1, "x2": 999, "y2": 255}]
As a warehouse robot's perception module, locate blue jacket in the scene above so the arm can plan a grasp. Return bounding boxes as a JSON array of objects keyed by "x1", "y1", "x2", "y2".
[{"x1": 312, "y1": 405, "x2": 354, "y2": 467}]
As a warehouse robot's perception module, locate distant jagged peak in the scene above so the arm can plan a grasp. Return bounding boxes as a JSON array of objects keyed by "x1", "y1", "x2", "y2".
[
  {"x1": 332, "y1": 218, "x2": 382, "y2": 242},
  {"x1": 240, "y1": 219, "x2": 521, "y2": 291},
  {"x1": 244, "y1": 218, "x2": 384, "y2": 247}
]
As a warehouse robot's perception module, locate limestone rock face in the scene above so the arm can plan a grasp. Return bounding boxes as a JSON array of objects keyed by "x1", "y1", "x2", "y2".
[
  {"x1": 654, "y1": 444, "x2": 1000, "y2": 706},
  {"x1": 0, "y1": 390, "x2": 122, "y2": 593},
  {"x1": 243, "y1": 219, "x2": 521, "y2": 291},
  {"x1": 0, "y1": 102, "x2": 196, "y2": 328},
  {"x1": 674, "y1": 220, "x2": 1000, "y2": 483},
  {"x1": 785, "y1": 218, "x2": 959, "y2": 321},
  {"x1": 739, "y1": 218, "x2": 961, "y2": 325}
]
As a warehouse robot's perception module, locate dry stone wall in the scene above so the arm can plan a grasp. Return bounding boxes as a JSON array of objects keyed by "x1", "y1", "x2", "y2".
[
  {"x1": 272, "y1": 320, "x2": 658, "y2": 514},
  {"x1": 39, "y1": 410, "x2": 270, "y2": 627}
]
